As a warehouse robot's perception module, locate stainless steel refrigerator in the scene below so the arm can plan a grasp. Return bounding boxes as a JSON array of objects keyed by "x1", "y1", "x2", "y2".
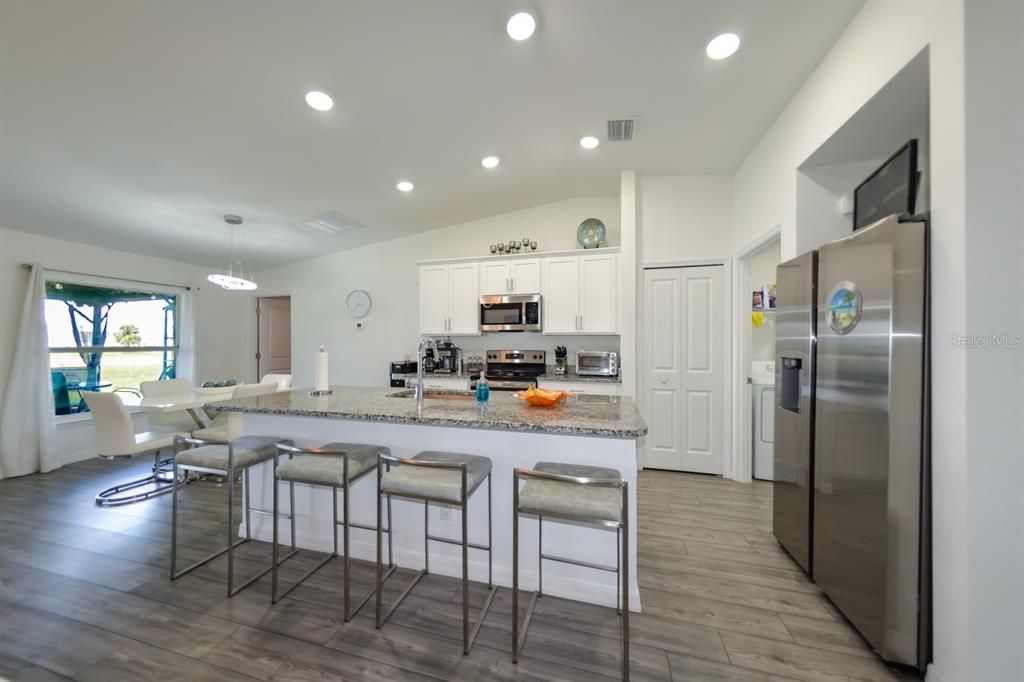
[
  {"x1": 812, "y1": 213, "x2": 930, "y2": 669},
  {"x1": 774, "y1": 213, "x2": 930, "y2": 669},
  {"x1": 772, "y1": 250, "x2": 817, "y2": 575}
]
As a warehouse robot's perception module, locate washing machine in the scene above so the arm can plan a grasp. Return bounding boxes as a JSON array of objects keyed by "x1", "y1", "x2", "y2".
[{"x1": 752, "y1": 361, "x2": 775, "y2": 480}]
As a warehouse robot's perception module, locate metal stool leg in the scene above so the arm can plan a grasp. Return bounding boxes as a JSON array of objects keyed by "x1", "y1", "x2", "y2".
[
  {"x1": 461, "y1": 492, "x2": 469, "y2": 654},
  {"x1": 226, "y1": 464, "x2": 236, "y2": 596},
  {"x1": 512, "y1": 470, "x2": 520, "y2": 663},
  {"x1": 622, "y1": 482, "x2": 630, "y2": 682},
  {"x1": 272, "y1": 458, "x2": 280, "y2": 600}
]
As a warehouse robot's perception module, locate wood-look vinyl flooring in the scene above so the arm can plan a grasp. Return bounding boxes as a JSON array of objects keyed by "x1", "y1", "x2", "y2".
[{"x1": 0, "y1": 457, "x2": 922, "y2": 681}]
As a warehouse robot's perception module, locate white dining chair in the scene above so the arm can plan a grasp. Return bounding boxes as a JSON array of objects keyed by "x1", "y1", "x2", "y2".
[
  {"x1": 140, "y1": 378, "x2": 198, "y2": 431},
  {"x1": 192, "y1": 382, "x2": 277, "y2": 442},
  {"x1": 260, "y1": 373, "x2": 293, "y2": 390},
  {"x1": 83, "y1": 391, "x2": 187, "y2": 506}
]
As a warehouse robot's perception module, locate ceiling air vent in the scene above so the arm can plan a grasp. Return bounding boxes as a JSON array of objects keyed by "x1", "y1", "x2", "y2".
[
  {"x1": 295, "y1": 210, "x2": 366, "y2": 236},
  {"x1": 606, "y1": 118, "x2": 636, "y2": 142}
]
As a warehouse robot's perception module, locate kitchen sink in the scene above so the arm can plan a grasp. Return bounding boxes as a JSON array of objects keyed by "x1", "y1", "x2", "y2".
[{"x1": 386, "y1": 389, "x2": 476, "y2": 401}]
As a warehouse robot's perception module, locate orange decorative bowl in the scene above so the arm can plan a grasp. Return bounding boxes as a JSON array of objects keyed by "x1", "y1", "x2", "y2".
[{"x1": 513, "y1": 387, "x2": 571, "y2": 407}]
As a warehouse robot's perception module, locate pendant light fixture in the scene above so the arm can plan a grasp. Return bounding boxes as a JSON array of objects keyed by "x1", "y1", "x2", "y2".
[{"x1": 207, "y1": 214, "x2": 258, "y2": 290}]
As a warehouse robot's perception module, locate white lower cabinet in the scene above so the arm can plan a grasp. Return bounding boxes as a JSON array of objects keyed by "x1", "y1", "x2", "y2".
[
  {"x1": 538, "y1": 380, "x2": 622, "y2": 396},
  {"x1": 422, "y1": 376, "x2": 470, "y2": 391}
]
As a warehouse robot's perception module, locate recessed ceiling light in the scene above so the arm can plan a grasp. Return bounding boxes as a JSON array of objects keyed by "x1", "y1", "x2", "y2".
[
  {"x1": 396, "y1": 180, "x2": 414, "y2": 192},
  {"x1": 305, "y1": 90, "x2": 334, "y2": 111},
  {"x1": 481, "y1": 156, "x2": 501, "y2": 169},
  {"x1": 506, "y1": 11, "x2": 536, "y2": 41},
  {"x1": 579, "y1": 136, "x2": 600, "y2": 150},
  {"x1": 706, "y1": 33, "x2": 740, "y2": 60}
]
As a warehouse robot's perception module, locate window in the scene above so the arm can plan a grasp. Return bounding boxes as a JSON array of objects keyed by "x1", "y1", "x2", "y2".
[{"x1": 46, "y1": 280, "x2": 178, "y2": 416}]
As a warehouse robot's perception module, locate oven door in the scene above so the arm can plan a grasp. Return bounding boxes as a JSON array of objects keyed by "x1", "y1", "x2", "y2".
[{"x1": 480, "y1": 297, "x2": 525, "y2": 331}]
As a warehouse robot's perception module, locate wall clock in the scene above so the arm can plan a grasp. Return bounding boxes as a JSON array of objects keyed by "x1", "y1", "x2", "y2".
[{"x1": 345, "y1": 289, "x2": 372, "y2": 319}]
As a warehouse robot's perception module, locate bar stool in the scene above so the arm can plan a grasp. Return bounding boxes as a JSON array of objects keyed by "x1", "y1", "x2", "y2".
[
  {"x1": 375, "y1": 451, "x2": 496, "y2": 655},
  {"x1": 512, "y1": 462, "x2": 629, "y2": 680},
  {"x1": 270, "y1": 442, "x2": 396, "y2": 621},
  {"x1": 171, "y1": 434, "x2": 295, "y2": 597}
]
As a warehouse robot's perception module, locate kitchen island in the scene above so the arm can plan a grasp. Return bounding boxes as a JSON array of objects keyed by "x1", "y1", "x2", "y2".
[{"x1": 210, "y1": 386, "x2": 647, "y2": 610}]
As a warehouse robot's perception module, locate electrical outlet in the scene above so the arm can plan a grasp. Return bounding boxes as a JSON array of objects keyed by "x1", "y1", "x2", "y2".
[{"x1": 440, "y1": 505, "x2": 452, "y2": 521}]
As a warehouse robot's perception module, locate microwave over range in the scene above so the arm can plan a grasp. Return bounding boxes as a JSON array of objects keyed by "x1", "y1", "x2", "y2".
[{"x1": 479, "y1": 294, "x2": 541, "y2": 332}]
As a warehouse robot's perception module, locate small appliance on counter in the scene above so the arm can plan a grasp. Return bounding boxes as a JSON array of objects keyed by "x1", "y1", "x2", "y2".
[
  {"x1": 432, "y1": 339, "x2": 462, "y2": 374},
  {"x1": 389, "y1": 361, "x2": 418, "y2": 388},
  {"x1": 553, "y1": 346, "x2": 568, "y2": 375},
  {"x1": 473, "y1": 350, "x2": 546, "y2": 392},
  {"x1": 576, "y1": 350, "x2": 619, "y2": 377}
]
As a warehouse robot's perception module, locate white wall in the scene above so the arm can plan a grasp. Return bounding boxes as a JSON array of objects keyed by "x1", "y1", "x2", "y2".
[
  {"x1": 253, "y1": 197, "x2": 620, "y2": 389},
  {"x1": 730, "y1": 1, "x2": 971, "y2": 680},
  {"x1": 0, "y1": 226, "x2": 252, "y2": 467},
  {"x1": 639, "y1": 175, "x2": 733, "y2": 264},
  {"x1": 963, "y1": 2, "x2": 1024, "y2": 679}
]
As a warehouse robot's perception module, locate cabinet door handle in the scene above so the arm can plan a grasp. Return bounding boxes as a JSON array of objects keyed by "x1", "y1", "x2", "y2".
[
  {"x1": 580, "y1": 315, "x2": 583, "y2": 330},
  {"x1": 510, "y1": 277, "x2": 514, "y2": 292}
]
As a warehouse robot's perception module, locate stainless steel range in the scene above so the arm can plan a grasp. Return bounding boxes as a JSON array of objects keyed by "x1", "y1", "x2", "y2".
[{"x1": 473, "y1": 349, "x2": 546, "y2": 391}]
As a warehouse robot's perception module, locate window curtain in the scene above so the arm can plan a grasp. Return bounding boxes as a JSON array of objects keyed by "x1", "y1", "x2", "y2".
[
  {"x1": 0, "y1": 264, "x2": 57, "y2": 478},
  {"x1": 176, "y1": 288, "x2": 197, "y2": 384}
]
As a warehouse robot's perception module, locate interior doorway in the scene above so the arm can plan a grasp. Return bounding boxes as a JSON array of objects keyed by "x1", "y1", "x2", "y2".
[
  {"x1": 735, "y1": 236, "x2": 781, "y2": 482},
  {"x1": 256, "y1": 296, "x2": 291, "y2": 380},
  {"x1": 641, "y1": 265, "x2": 725, "y2": 474}
]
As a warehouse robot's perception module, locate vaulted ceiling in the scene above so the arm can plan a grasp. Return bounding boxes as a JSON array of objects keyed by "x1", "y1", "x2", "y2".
[{"x1": 0, "y1": 0, "x2": 863, "y2": 267}]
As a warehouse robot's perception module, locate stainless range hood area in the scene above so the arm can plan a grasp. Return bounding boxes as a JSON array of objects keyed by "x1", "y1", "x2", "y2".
[{"x1": 772, "y1": 214, "x2": 931, "y2": 670}]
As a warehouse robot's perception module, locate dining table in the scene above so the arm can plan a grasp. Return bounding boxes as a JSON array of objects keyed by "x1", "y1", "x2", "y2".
[{"x1": 137, "y1": 388, "x2": 236, "y2": 428}]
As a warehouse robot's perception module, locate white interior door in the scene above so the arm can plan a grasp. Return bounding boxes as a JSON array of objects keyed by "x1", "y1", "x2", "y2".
[
  {"x1": 642, "y1": 270, "x2": 682, "y2": 470},
  {"x1": 642, "y1": 265, "x2": 724, "y2": 473},
  {"x1": 257, "y1": 296, "x2": 291, "y2": 378}
]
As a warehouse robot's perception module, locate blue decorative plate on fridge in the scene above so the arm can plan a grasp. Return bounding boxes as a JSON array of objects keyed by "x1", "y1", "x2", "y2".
[{"x1": 577, "y1": 218, "x2": 606, "y2": 249}]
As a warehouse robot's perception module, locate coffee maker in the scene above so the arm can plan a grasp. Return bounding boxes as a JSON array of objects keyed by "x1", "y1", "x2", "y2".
[{"x1": 434, "y1": 340, "x2": 462, "y2": 374}]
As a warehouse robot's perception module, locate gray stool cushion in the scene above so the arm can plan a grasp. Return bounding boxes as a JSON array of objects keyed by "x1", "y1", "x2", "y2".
[
  {"x1": 518, "y1": 462, "x2": 624, "y2": 524},
  {"x1": 277, "y1": 442, "x2": 389, "y2": 487},
  {"x1": 176, "y1": 436, "x2": 283, "y2": 472},
  {"x1": 381, "y1": 451, "x2": 492, "y2": 504}
]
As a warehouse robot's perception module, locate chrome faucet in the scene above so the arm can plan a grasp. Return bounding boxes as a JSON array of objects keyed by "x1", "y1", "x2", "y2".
[{"x1": 414, "y1": 337, "x2": 438, "y2": 413}]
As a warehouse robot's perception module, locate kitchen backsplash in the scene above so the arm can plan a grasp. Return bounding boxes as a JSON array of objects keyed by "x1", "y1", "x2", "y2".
[{"x1": 395, "y1": 332, "x2": 620, "y2": 363}]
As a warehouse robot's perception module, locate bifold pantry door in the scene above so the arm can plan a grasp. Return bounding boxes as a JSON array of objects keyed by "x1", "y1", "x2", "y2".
[{"x1": 642, "y1": 266, "x2": 724, "y2": 474}]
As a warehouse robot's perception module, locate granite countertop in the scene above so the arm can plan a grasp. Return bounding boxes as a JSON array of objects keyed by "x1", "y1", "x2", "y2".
[
  {"x1": 210, "y1": 385, "x2": 647, "y2": 440},
  {"x1": 539, "y1": 365, "x2": 622, "y2": 383}
]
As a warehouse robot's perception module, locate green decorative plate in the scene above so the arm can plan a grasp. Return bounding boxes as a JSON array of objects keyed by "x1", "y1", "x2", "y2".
[{"x1": 577, "y1": 218, "x2": 606, "y2": 249}]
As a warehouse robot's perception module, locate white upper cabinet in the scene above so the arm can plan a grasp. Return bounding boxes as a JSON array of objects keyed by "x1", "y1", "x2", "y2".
[
  {"x1": 510, "y1": 259, "x2": 541, "y2": 294},
  {"x1": 418, "y1": 262, "x2": 480, "y2": 336},
  {"x1": 541, "y1": 253, "x2": 618, "y2": 334},
  {"x1": 478, "y1": 258, "x2": 541, "y2": 295},
  {"x1": 418, "y1": 264, "x2": 450, "y2": 335},
  {"x1": 579, "y1": 253, "x2": 618, "y2": 333},
  {"x1": 542, "y1": 256, "x2": 583, "y2": 334},
  {"x1": 447, "y1": 262, "x2": 480, "y2": 335},
  {"x1": 479, "y1": 260, "x2": 511, "y2": 295},
  {"x1": 420, "y1": 248, "x2": 618, "y2": 337}
]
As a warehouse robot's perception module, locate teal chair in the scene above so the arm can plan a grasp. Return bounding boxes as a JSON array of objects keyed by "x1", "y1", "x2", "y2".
[{"x1": 51, "y1": 371, "x2": 72, "y2": 415}]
